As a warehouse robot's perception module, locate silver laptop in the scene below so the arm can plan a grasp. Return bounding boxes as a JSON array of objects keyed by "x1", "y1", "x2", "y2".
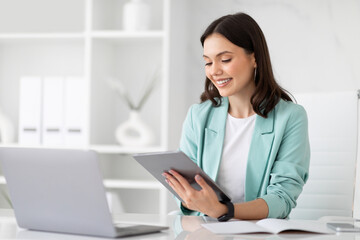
[{"x1": 0, "y1": 147, "x2": 168, "y2": 238}]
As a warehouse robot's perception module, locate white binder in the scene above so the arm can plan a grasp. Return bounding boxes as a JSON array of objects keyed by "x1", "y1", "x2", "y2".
[
  {"x1": 42, "y1": 77, "x2": 64, "y2": 146},
  {"x1": 18, "y1": 77, "x2": 42, "y2": 145},
  {"x1": 63, "y1": 77, "x2": 87, "y2": 146}
]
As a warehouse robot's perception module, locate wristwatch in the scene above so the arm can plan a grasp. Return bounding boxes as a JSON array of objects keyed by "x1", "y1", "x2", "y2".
[{"x1": 217, "y1": 200, "x2": 234, "y2": 222}]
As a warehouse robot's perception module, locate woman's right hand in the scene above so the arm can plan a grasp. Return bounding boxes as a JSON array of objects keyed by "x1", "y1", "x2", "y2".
[{"x1": 162, "y1": 170, "x2": 227, "y2": 218}]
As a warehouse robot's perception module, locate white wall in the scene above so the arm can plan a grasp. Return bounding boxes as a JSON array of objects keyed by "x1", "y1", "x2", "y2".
[
  {"x1": 175, "y1": 0, "x2": 360, "y2": 111},
  {"x1": 169, "y1": 0, "x2": 360, "y2": 147},
  {"x1": 167, "y1": 0, "x2": 189, "y2": 150},
  {"x1": 168, "y1": 0, "x2": 360, "y2": 214},
  {"x1": 1, "y1": 0, "x2": 359, "y2": 214},
  {"x1": 169, "y1": 0, "x2": 360, "y2": 146}
]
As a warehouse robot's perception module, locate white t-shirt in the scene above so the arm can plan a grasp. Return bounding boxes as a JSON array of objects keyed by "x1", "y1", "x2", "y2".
[{"x1": 216, "y1": 113, "x2": 256, "y2": 203}]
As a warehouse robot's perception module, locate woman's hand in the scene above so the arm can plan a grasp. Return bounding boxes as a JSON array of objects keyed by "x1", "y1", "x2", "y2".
[{"x1": 162, "y1": 170, "x2": 227, "y2": 218}]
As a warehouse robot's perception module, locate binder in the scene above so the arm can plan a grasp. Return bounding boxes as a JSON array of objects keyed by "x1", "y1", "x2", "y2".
[
  {"x1": 18, "y1": 77, "x2": 42, "y2": 145},
  {"x1": 63, "y1": 77, "x2": 87, "y2": 146},
  {"x1": 42, "y1": 77, "x2": 64, "y2": 146}
]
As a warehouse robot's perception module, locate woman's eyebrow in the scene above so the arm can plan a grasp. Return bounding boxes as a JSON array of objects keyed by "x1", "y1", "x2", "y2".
[{"x1": 203, "y1": 51, "x2": 233, "y2": 58}]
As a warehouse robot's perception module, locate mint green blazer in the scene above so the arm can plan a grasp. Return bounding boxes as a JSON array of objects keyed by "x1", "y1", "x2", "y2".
[{"x1": 179, "y1": 97, "x2": 310, "y2": 218}]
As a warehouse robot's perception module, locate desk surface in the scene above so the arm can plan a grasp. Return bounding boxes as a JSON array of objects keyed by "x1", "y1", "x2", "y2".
[{"x1": 0, "y1": 209, "x2": 359, "y2": 240}]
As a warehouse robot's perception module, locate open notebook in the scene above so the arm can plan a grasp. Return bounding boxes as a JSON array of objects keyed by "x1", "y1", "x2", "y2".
[{"x1": 202, "y1": 219, "x2": 334, "y2": 234}]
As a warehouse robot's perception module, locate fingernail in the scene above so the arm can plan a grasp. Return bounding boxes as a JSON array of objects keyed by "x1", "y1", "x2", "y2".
[
  {"x1": 195, "y1": 175, "x2": 201, "y2": 180},
  {"x1": 165, "y1": 179, "x2": 169, "y2": 184},
  {"x1": 162, "y1": 173, "x2": 166, "y2": 177}
]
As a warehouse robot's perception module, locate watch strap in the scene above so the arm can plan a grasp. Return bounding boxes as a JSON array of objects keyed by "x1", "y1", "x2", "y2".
[{"x1": 217, "y1": 200, "x2": 234, "y2": 222}]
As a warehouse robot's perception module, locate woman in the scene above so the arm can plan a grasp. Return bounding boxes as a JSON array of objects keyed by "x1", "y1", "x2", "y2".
[{"x1": 163, "y1": 12, "x2": 310, "y2": 220}]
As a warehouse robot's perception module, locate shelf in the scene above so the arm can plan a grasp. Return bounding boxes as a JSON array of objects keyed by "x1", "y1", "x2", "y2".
[
  {"x1": 0, "y1": 31, "x2": 164, "y2": 41},
  {"x1": 0, "y1": 0, "x2": 171, "y2": 215},
  {"x1": 0, "y1": 31, "x2": 164, "y2": 42},
  {"x1": 91, "y1": 30, "x2": 164, "y2": 39},
  {"x1": 0, "y1": 144, "x2": 167, "y2": 155},
  {"x1": 89, "y1": 145, "x2": 167, "y2": 154},
  {"x1": 0, "y1": 33, "x2": 85, "y2": 44},
  {"x1": 0, "y1": 33, "x2": 85, "y2": 39},
  {"x1": 0, "y1": 176, "x2": 164, "y2": 190}
]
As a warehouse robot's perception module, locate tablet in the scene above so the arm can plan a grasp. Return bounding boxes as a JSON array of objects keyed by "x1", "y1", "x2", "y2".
[{"x1": 133, "y1": 150, "x2": 231, "y2": 203}]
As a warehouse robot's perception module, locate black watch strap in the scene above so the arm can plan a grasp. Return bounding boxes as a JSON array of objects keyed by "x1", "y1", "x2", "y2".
[{"x1": 217, "y1": 200, "x2": 234, "y2": 222}]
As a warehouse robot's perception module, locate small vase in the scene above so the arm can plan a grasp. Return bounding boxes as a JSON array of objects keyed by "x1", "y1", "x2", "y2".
[
  {"x1": 0, "y1": 108, "x2": 15, "y2": 144},
  {"x1": 122, "y1": 0, "x2": 151, "y2": 31},
  {"x1": 115, "y1": 110, "x2": 154, "y2": 147}
]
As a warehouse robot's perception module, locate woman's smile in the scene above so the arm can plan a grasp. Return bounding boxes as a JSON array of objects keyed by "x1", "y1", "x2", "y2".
[{"x1": 215, "y1": 78, "x2": 232, "y2": 87}]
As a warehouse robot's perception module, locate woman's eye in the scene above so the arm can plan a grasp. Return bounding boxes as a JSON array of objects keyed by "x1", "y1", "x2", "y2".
[
  {"x1": 222, "y1": 59, "x2": 231, "y2": 63},
  {"x1": 205, "y1": 62, "x2": 212, "y2": 66}
]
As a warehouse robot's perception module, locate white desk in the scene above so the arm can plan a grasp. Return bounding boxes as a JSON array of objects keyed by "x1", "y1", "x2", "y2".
[{"x1": 0, "y1": 209, "x2": 359, "y2": 240}]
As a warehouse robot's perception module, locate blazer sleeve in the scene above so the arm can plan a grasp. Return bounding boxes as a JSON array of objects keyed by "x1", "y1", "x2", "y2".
[
  {"x1": 261, "y1": 105, "x2": 310, "y2": 218},
  {"x1": 179, "y1": 105, "x2": 198, "y2": 163},
  {"x1": 177, "y1": 105, "x2": 201, "y2": 215}
]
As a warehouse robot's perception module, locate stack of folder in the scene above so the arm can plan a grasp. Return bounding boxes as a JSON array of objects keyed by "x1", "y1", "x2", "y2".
[{"x1": 18, "y1": 76, "x2": 88, "y2": 146}]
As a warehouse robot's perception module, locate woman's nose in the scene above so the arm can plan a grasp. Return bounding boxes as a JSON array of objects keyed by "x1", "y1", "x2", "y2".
[{"x1": 210, "y1": 62, "x2": 222, "y2": 76}]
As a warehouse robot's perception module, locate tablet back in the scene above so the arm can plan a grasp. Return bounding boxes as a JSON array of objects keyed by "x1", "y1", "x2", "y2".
[{"x1": 133, "y1": 150, "x2": 230, "y2": 202}]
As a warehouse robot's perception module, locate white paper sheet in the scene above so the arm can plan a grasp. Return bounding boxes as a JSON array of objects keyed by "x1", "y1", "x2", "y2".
[{"x1": 202, "y1": 219, "x2": 334, "y2": 234}]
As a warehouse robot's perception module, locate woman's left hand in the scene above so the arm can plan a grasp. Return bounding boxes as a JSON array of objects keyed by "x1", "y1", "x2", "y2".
[{"x1": 162, "y1": 170, "x2": 227, "y2": 218}]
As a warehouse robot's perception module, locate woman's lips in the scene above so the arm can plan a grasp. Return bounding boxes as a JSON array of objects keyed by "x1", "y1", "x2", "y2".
[{"x1": 216, "y1": 78, "x2": 232, "y2": 87}]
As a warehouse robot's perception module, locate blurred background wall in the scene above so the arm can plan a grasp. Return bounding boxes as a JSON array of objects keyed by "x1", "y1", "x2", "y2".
[
  {"x1": 0, "y1": 0, "x2": 359, "y2": 215},
  {"x1": 169, "y1": 0, "x2": 360, "y2": 216},
  {"x1": 169, "y1": 0, "x2": 360, "y2": 148}
]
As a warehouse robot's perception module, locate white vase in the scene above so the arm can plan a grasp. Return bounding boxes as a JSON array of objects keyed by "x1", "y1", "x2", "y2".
[
  {"x1": 115, "y1": 110, "x2": 154, "y2": 147},
  {"x1": 0, "y1": 108, "x2": 15, "y2": 144},
  {"x1": 122, "y1": 0, "x2": 150, "y2": 31}
]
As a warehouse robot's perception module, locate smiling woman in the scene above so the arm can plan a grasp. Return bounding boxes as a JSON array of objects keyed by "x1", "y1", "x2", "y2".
[
  {"x1": 162, "y1": 12, "x2": 310, "y2": 221},
  {"x1": 200, "y1": 13, "x2": 292, "y2": 118},
  {"x1": 203, "y1": 34, "x2": 257, "y2": 116}
]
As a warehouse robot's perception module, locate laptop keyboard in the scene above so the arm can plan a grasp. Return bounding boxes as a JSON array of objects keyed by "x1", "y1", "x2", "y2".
[{"x1": 115, "y1": 224, "x2": 167, "y2": 237}]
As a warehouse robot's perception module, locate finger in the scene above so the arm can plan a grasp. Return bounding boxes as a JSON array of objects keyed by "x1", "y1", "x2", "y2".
[
  {"x1": 163, "y1": 171, "x2": 186, "y2": 195},
  {"x1": 165, "y1": 177, "x2": 186, "y2": 201},
  {"x1": 167, "y1": 174, "x2": 185, "y2": 191},
  {"x1": 169, "y1": 170, "x2": 193, "y2": 189},
  {"x1": 194, "y1": 175, "x2": 212, "y2": 191},
  {"x1": 162, "y1": 172, "x2": 188, "y2": 203}
]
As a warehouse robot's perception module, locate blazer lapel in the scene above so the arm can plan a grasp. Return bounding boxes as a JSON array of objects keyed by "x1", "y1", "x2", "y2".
[
  {"x1": 245, "y1": 109, "x2": 275, "y2": 201},
  {"x1": 201, "y1": 98, "x2": 228, "y2": 181}
]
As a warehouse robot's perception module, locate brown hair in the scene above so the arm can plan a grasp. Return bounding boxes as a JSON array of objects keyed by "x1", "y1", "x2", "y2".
[{"x1": 200, "y1": 12, "x2": 292, "y2": 118}]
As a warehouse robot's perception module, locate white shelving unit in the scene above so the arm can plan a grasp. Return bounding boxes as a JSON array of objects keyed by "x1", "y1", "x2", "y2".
[{"x1": 0, "y1": 0, "x2": 171, "y2": 215}]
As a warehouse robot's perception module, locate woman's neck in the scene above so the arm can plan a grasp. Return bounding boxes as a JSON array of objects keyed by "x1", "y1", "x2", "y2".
[{"x1": 228, "y1": 92, "x2": 255, "y2": 119}]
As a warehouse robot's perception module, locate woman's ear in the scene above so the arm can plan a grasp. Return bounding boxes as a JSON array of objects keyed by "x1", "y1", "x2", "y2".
[{"x1": 251, "y1": 53, "x2": 257, "y2": 68}]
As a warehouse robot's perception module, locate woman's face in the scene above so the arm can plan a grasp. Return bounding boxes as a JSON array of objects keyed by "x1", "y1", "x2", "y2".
[{"x1": 203, "y1": 33, "x2": 256, "y2": 98}]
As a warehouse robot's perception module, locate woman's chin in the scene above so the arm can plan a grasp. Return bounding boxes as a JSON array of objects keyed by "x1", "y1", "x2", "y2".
[{"x1": 218, "y1": 90, "x2": 232, "y2": 97}]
